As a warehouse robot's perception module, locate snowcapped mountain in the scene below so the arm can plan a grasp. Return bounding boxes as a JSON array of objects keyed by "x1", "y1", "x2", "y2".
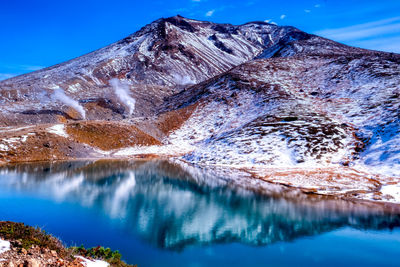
[
  {"x1": 0, "y1": 16, "x2": 399, "y2": 203},
  {"x1": 0, "y1": 16, "x2": 297, "y2": 121},
  {"x1": 0, "y1": 15, "x2": 354, "y2": 123}
]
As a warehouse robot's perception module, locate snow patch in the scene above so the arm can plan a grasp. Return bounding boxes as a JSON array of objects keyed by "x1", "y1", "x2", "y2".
[
  {"x1": 0, "y1": 239, "x2": 10, "y2": 254},
  {"x1": 114, "y1": 143, "x2": 194, "y2": 157},
  {"x1": 0, "y1": 126, "x2": 34, "y2": 133},
  {"x1": 172, "y1": 74, "x2": 195, "y2": 85},
  {"x1": 19, "y1": 134, "x2": 33, "y2": 143},
  {"x1": 47, "y1": 124, "x2": 69, "y2": 138},
  {"x1": 76, "y1": 256, "x2": 109, "y2": 267},
  {"x1": 381, "y1": 184, "x2": 400, "y2": 203},
  {"x1": 68, "y1": 83, "x2": 83, "y2": 93},
  {"x1": 93, "y1": 148, "x2": 113, "y2": 156},
  {"x1": 0, "y1": 134, "x2": 33, "y2": 151}
]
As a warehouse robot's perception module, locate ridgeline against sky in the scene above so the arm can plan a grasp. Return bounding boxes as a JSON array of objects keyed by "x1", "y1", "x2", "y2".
[{"x1": 1, "y1": 0, "x2": 400, "y2": 80}]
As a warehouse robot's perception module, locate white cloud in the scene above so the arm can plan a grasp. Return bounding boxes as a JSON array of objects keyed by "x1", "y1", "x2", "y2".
[
  {"x1": 192, "y1": 0, "x2": 201, "y2": 2},
  {"x1": 315, "y1": 16, "x2": 400, "y2": 42},
  {"x1": 304, "y1": 9, "x2": 311, "y2": 13},
  {"x1": 20, "y1": 65, "x2": 45, "y2": 71},
  {"x1": 314, "y1": 4, "x2": 321, "y2": 8},
  {"x1": 264, "y1": 19, "x2": 277, "y2": 25},
  {"x1": 0, "y1": 63, "x2": 45, "y2": 81},
  {"x1": 351, "y1": 36, "x2": 400, "y2": 53},
  {"x1": 0, "y1": 73, "x2": 17, "y2": 81},
  {"x1": 0, "y1": 64, "x2": 45, "y2": 72},
  {"x1": 314, "y1": 16, "x2": 400, "y2": 53},
  {"x1": 0, "y1": 64, "x2": 45, "y2": 81},
  {"x1": 205, "y1": 9, "x2": 215, "y2": 17},
  {"x1": 280, "y1": 14, "x2": 286, "y2": 20}
]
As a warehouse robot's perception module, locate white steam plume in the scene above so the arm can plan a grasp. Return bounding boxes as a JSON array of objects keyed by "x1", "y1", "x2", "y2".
[
  {"x1": 109, "y1": 78, "x2": 136, "y2": 115},
  {"x1": 51, "y1": 88, "x2": 86, "y2": 119}
]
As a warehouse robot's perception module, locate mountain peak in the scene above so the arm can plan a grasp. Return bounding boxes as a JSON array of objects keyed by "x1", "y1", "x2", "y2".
[
  {"x1": 169, "y1": 14, "x2": 186, "y2": 20},
  {"x1": 162, "y1": 15, "x2": 198, "y2": 33}
]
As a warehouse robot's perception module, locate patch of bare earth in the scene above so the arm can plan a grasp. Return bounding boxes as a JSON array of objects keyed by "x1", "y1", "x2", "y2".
[
  {"x1": 155, "y1": 103, "x2": 198, "y2": 135},
  {"x1": 0, "y1": 126, "x2": 89, "y2": 163},
  {"x1": 0, "y1": 120, "x2": 165, "y2": 163},
  {"x1": 65, "y1": 121, "x2": 161, "y2": 150}
]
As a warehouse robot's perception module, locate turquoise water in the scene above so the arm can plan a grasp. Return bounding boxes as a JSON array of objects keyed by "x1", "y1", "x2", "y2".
[{"x1": 0, "y1": 160, "x2": 399, "y2": 266}]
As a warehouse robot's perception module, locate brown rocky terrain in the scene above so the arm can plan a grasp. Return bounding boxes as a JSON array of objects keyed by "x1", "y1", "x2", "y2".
[{"x1": 0, "y1": 246, "x2": 85, "y2": 267}]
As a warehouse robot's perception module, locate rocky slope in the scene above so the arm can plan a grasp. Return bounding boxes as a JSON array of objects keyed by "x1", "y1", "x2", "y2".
[{"x1": 0, "y1": 16, "x2": 399, "y2": 203}]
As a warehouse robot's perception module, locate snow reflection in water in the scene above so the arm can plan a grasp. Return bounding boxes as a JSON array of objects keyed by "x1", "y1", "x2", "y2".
[{"x1": 0, "y1": 160, "x2": 399, "y2": 252}]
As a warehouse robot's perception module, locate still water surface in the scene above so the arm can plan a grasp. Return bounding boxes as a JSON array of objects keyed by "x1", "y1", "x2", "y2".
[{"x1": 0, "y1": 160, "x2": 399, "y2": 266}]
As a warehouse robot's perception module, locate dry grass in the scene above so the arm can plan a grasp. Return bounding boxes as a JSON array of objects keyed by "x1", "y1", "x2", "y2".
[
  {"x1": 66, "y1": 121, "x2": 161, "y2": 150},
  {"x1": 156, "y1": 103, "x2": 198, "y2": 135},
  {"x1": 0, "y1": 221, "x2": 68, "y2": 257}
]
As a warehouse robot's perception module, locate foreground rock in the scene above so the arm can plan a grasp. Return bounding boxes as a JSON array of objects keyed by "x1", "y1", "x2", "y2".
[{"x1": 0, "y1": 242, "x2": 85, "y2": 267}]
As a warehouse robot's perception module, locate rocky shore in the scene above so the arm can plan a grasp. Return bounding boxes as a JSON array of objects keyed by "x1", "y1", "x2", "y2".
[{"x1": 0, "y1": 222, "x2": 133, "y2": 267}]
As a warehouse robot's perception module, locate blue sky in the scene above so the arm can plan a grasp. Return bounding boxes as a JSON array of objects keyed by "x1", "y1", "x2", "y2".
[{"x1": 1, "y1": 0, "x2": 399, "y2": 80}]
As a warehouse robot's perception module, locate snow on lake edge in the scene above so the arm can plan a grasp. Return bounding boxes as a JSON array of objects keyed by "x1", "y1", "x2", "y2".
[
  {"x1": 0, "y1": 238, "x2": 10, "y2": 254},
  {"x1": 76, "y1": 256, "x2": 109, "y2": 267}
]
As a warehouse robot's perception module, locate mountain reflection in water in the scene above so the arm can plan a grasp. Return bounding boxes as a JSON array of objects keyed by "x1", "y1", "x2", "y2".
[{"x1": 0, "y1": 160, "x2": 399, "y2": 252}]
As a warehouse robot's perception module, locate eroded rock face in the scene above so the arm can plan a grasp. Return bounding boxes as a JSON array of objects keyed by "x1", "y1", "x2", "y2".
[{"x1": 0, "y1": 16, "x2": 399, "y2": 203}]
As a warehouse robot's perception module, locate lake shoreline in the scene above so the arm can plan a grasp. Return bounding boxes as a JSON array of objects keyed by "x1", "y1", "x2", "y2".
[
  {"x1": 1, "y1": 120, "x2": 399, "y2": 207},
  {"x1": 1, "y1": 157, "x2": 400, "y2": 213}
]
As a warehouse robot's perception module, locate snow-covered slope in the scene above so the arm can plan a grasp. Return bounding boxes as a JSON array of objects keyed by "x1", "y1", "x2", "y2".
[
  {"x1": 0, "y1": 16, "x2": 366, "y2": 124},
  {"x1": 162, "y1": 53, "x2": 399, "y2": 169},
  {"x1": 154, "y1": 53, "x2": 400, "y2": 198}
]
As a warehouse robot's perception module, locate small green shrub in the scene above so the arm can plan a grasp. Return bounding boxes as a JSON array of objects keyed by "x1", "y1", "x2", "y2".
[{"x1": 71, "y1": 245, "x2": 135, "y2": 266}]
